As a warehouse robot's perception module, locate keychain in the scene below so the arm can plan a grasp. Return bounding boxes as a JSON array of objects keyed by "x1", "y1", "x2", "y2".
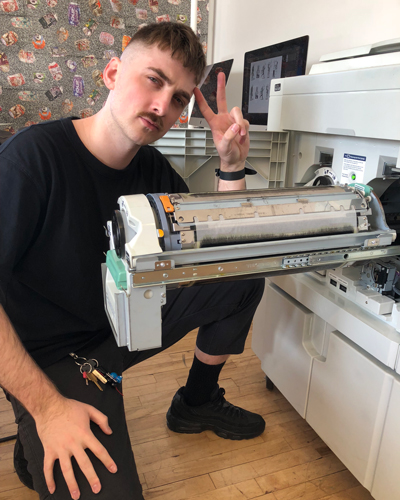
[{"x1": 69, "y1": 353, "x2": 123, "y2": 395}]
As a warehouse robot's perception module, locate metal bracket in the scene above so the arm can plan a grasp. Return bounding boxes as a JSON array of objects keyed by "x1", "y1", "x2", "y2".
[
  {"x1": 282, "y1": 256, "x2": 310, "y2": 268},
  {"x1": 155, "y1": 260, "x2": 172, "y2": 270},
  {"x1": 365, "y1": 238, "x2": 381, "y2": 247}
]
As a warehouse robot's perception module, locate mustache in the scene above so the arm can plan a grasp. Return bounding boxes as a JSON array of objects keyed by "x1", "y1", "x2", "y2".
[{"x1": 140, "y1": 112, "x2": 163, "y2": 130}]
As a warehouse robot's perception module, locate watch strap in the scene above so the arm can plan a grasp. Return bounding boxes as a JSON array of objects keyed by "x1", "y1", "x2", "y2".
[{"x1": 215, "y1": 168, "x2": 257, "y2": 180}]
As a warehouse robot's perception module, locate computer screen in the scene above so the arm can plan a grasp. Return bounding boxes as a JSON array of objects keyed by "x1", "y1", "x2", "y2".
[
  {"x1": 241, "y1": 36, "x2": 309, "y2": 127},
  {"x1": 189, "y1": 58, "x2": 234, "y2": 128}
]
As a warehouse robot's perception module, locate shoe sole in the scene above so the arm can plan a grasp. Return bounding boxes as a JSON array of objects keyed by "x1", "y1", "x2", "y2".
[{"x1": 166, "y1": 409, "x2": 265, "y2": 440}]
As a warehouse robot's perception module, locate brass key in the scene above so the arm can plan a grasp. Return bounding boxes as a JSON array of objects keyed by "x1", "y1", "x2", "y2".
[
  {"x1": 87, "y1": 372, "x2": 103, "y2": 391},
  {"x1": 92, "y1": 369, "x2": 108, "y2": 385}
]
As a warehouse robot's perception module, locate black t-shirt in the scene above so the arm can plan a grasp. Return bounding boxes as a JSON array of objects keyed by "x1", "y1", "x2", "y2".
[{"x1": 0, "y1": 118, "x2": 188, "y2": 368}]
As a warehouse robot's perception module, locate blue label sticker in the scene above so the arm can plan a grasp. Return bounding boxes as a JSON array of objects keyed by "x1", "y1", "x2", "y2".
[{"x1": 343, "y1": 154, "x2": 366, "y2": 161}]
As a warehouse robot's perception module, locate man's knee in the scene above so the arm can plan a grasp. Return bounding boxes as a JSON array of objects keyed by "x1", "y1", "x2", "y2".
[
  {"x1": 246, "y1": 277, "x2": 265, "y2": 302},
  {"x1": 230, "y1": 277, "x2": 265, "y2": 310}
]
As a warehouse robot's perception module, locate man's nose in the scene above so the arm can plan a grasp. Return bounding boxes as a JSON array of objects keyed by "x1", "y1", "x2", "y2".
[{"x1": 152, "y1": 91, "x2": 170, "y2": 116}]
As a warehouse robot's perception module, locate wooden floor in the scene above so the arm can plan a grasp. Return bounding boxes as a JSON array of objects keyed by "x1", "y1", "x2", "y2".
[{"x1": 0, "y1": 329, "x2": 374, "y2": 500}]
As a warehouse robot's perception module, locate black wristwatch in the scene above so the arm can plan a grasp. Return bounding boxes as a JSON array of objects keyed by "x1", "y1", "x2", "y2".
[{"x1": 215, "y1": 168, "x2": 257, "y2": 180}]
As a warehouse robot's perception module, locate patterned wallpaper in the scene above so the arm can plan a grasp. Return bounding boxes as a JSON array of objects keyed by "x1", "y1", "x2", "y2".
[{"x1": 0, "y1": 0, "x2": 209, "y2": 133}]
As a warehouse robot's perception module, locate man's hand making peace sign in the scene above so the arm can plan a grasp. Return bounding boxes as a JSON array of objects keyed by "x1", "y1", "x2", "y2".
[{"x1": 193, "y1": 71, "x2": 250, "y2": 191}]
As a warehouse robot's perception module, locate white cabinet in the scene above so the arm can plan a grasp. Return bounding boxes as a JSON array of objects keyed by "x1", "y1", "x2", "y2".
[
  {"x1": 252, "y1": 280, "x2": 330, "y2": 418},
  {"x1": 252, "y1": 275, "x2": 400, "y2": 498},
  {"x1": 306, "y1": 331, "x2": 393, "y2": 490},
  {"x1": 372, "y1": 377, "x2": 400, "y2": 499}
]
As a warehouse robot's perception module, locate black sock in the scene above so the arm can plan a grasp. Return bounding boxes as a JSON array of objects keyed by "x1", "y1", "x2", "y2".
[{"x1": 183, "y1": 355, "x2": 226, "y2": 406}]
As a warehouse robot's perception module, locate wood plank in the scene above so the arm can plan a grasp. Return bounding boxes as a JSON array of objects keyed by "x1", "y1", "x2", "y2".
[
  {"x1": 263, "y1": 409, "x2": 304, "y2": 429},
  {"x1": 127, "y1": 414, "x2": 170, "y2": 445},
  {"x1": 136, "y1": 381, "x2": 179, "y2": 403},
  {"x1": 273, "y1": 480, "x2": 332, "y2": 500},
  {"x1": 234, "y1": 479, "x2": 265, "y2": 499},
  {"x1": 137, "y1": 435, "x2": 265, "y2": 475},
  {"x1": 250, "y1": 495, "x2": 277, "y2": 500},
  {"x1": 0, "y1": 472, "x2": 24, "y2": 493},
  {"x1": 0, "y1": 422, "x2": 18, "y2": 440},
  {"x1": 134, "y1": 431, "x2": 210, "y2": 460},
  {"x1": 210, "y1": 463, "x2": 259, "y2": 489},
  {"x1": 125, "y1": 358, "x2": 190, "y2": 378},
  {"x1": 255, "y1": 454, "x2": 347, "y2": 494},
  {"x1": 209, "y1": 445, "x2": 322, "y2": 489},
  {"x1": 0, "y1": 487, "x2": 39, "y2": 500},
  {"x1": 0, "y1": 401, "x2": 13, "y2": 414},
  {"x1": 180, "y1": 484, "x2": 248, "y2": 500},
  {"x1": 318, "y1": 486, "x2": 373, "y2": 499},
  {"x1": 155, "y1": 367, "x2": 191, "y2": 384},
  {"x1": 143, "y1": 474, "x2": 215, "y2": 500},
  {"x1": 310, "y1": 470, "x2": 362, "y2": 496},
  {"x1": 0, "y1": 442, "x2": 15, "y2": 459},
  {"x1": 144, "y1": 438, "x2": 292, "y2": 488},
  {"x1": 283, "y1": 429, "x2": 324, "y2": 451},
  {"x1": 122, "y1": 374, "x2": 157, "y2": 387}
]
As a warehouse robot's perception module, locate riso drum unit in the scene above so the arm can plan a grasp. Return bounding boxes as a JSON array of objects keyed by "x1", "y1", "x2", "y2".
[{"x1": 102, "y1": 185, "x2": 399, "y2": 351}]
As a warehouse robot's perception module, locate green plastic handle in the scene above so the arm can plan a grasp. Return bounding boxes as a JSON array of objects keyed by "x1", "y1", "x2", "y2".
[
  {"x1": 106, "y1": 249, "x2": 127, "y2": 290},
  {"x1": 348, "y1": 183, "x2": 373, "y2": 197}
]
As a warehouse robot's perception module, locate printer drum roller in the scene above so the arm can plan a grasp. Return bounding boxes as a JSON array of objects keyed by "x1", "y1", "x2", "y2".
[{"x1": 145, "y1": 185, "x2": 374, "y2": 251}]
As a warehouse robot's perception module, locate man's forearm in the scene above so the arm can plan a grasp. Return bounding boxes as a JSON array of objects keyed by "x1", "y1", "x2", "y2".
[
  {"x1": 217, "y1": 177, "x2": 246, "y2": 191},
  {"x1": 0, "y1": 305, "x2": 63, "y2": 419}
]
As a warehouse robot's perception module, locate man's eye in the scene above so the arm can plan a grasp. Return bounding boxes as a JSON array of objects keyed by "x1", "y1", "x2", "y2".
[
  {"x1": 149, "y1": 76, "x2": 159, "y2": 84},
  {"x1": 175, "y1": 96, "x2": 185, "y2": 106}
]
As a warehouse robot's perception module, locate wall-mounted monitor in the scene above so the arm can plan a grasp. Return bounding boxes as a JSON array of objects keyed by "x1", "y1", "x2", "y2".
[
  {"x1": 241, "y1": 36, "x2": 309, "y2": 127},
  {"x1": 189, "y1": 58, "x2": 234, "y2": 128}
]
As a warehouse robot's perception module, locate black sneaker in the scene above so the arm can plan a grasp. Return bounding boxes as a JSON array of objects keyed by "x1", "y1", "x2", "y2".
[
  {"x1": 14, "y1": 434, "x2": 34, "y2": 490},
  {"x1": 166, "y1": 386, "x2": 265, "y2": 440}
]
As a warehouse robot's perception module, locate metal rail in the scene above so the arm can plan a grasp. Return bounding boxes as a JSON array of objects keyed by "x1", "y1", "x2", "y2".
[{"x1": 132, "y1": 245, "x2": 400, "y2": 288}]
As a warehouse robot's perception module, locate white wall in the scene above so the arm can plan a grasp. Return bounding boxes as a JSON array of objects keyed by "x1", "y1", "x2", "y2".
[{"x1": 211, "y1": 0, "x2": 400, "y2": 108}]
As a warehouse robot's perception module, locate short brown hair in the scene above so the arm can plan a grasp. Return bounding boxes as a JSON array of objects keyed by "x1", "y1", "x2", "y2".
[{"x1": 126, "y1": 22, "x2": 206, "y2": 85}]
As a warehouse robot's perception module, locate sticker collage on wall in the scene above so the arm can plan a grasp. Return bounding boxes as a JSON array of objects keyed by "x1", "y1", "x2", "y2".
[{"x1": 0, "y1": 0, "x2": 209, "y2": 133}]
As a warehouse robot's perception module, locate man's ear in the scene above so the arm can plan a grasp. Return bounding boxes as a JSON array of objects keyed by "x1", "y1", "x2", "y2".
[{"x1": 103, "y1": 57, "x2": 121, "y2": 91}]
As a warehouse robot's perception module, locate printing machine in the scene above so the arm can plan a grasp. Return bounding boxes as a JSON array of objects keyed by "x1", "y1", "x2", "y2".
[
  {"x1": 252, "y1": 39, "x2": 400, "y2": 499},
  {"x1": 102, "y1": 38, "x2": 400, "y2": 500}
]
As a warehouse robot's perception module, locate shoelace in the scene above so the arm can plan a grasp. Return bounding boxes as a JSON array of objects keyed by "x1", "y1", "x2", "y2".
[{"x1": 210, "y1": 388, "x2": 244, "y2": 418}]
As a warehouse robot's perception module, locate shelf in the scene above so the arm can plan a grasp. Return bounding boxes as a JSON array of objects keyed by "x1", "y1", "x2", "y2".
[{"x1": 151, "y1": 128, "x2": 289, "y2": 191}]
